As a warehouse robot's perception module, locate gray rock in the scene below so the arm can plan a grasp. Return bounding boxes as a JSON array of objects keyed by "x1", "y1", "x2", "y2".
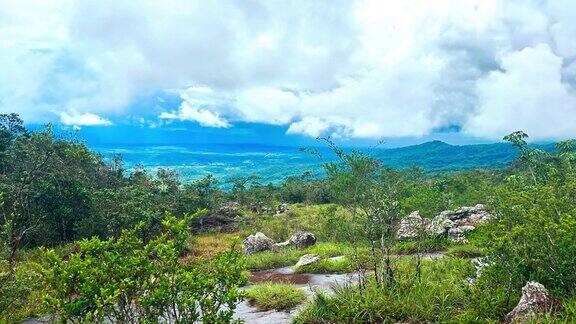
[
  {"x1": 448, "y1": 227, "x2": 467, "y2": 243},
  {"x1": 428, "y1": 215, "x2": 454, "y2": 236},
  {"x1": 506, "y1": 282, "x2": 561, "y2": 322},
  {"x1": 396, "y1": 211, "x2": 430, "y2": 240},
  {"x1": 243, "y1": 232, "x2": 275, "y2": 255},
  {"x1": 294, "y1": 254, "x2": 321, "y2": 269},
  {"x1": 288, "y1": 231, "x2": 317, "y2": 248}
]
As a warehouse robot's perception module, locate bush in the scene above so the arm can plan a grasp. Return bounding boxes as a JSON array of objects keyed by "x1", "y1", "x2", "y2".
[
  {"x1": 246, "y1": 282, "x2": 306, "y2": 311},
  {"x1": 0, "y1": 260, "x2": 46, "y2": 322},
  {"x1": 43, "y1": 214, "x2": 247, "y2": 323}
]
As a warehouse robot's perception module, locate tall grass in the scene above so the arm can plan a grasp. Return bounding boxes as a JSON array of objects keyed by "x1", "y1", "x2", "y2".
[{"x1": 294, "y1": 257, "x2": 475, "y2": 323}]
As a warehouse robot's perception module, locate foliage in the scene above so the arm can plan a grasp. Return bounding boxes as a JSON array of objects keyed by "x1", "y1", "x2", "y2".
[
  {"x1": 43, "y1": 213, "x2": 247, "y2": 323},
  {"x1": 245, "y1": 282, "x2": 306, "y2": 311}
]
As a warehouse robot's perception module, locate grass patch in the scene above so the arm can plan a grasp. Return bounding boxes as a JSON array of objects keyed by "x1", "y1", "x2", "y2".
[
  {"x1": 392, "y1": 238, "x2": 450, "y2": 255},
  {"x1": 447, "y1": 245, "x2": 484, "y2": 258},
  {"x1": 294, "y1": 257, "x2": 475, "y2": 323},
  {"x1": 188, "y1": 232, "x2": 241, "y2": 261},
  {"x1": 245, "y1": 242, "x2": 351, "y2": 270},
  {"x1": 294, "y1": 257, "x2": 355, "y2": 274},
  {"x1": 245, "y1": 282, "x2": 306, "y2": 311}
]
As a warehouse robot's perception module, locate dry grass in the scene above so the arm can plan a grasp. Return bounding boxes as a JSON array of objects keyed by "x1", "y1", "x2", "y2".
[{"x1": 184, "y1": 232, "x2": 242, "y2": 263}]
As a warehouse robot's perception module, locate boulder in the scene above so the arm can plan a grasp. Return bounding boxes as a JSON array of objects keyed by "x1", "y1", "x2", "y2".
[
  {"x1": 294, "y1": 254, "x2": 321, "y2": 269},
  {"x1": 396, "y1": 211, "x2": 430, "y2": 240},
  {"x1": 428, "y1": 204, "x2": 494, "y2": 242},
  {"x1": 506, "y1": 282, "x2": 562, "y2": 322},
  {"x1": 448, "y1": 204, "x2": 493, "y2": 226},
  {"x1": 288, "y1": 231, "x2": 316, "y2": 248},
  {"x1": 428, "y1": 214, "x2": 454, "y2": 236},
  {"x1": 243, "y1": 232, "x2": 274, "y2": 255}
]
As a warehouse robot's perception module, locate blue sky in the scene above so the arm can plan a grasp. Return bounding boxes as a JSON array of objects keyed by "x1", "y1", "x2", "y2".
[{"x1": 3, "y1": 0, "x2": 576, "y2": 147}]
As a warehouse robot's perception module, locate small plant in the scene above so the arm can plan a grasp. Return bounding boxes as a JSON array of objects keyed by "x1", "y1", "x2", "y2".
[{"x1": 245, "y1": 282, "x2": 306, "y2": 311}]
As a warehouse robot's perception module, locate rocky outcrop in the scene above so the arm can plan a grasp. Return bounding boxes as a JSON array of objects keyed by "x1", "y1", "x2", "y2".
[
  {"x1": 243, "y1": 232, "x2": 275, "y2": 255},
  {"x1": 397, "y1": 211, "x2": 430, "y2": 240},
  {"x1": 396, "y1": 204, "x2": 494, "y2": 242},
  {"x1": 506, "y1": 282, "x2": 562, "y2": 322},
  {"x1": 294, "y1": 254, "x2": 321, "y2": 269}
]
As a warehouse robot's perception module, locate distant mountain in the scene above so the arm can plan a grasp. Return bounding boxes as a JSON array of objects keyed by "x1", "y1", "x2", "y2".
[{"x1": 375, "y1": 140, "x2": 555, "y2": 172}]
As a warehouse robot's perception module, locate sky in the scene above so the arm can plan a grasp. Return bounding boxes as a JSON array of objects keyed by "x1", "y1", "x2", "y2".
[{"x1": 2, "y1": 0, "x2": 576, "y2": 147}]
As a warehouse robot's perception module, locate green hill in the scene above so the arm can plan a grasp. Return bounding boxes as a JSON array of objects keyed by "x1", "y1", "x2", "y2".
[{"x1": 376, "y1": 140, "x2": 555, "y2": 172}]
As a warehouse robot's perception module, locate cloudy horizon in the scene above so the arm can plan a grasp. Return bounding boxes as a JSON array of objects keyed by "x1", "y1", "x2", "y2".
[{"x1": 2, "y1": 0, "x2": 576, "y2": 143}]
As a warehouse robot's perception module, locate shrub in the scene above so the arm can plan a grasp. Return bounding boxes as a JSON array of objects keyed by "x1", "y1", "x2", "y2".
[
  {"x1": 43, "y1": 213, "x2": 247, "y2": 323},
  {"x1": 246, "y1": 282, "x2": 306, "y2": 311}
]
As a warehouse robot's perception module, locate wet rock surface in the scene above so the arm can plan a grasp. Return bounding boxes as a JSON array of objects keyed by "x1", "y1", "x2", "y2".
[{"x1": 294, "y1": 253, "x2": 321, "y2": 269}]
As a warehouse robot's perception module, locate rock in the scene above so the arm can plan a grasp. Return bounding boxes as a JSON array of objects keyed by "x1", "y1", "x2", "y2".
[
  {"x1": 294, "y1": 254, "x2": 321, "y2": 269},
  {"x1": 396, "y1": 211, "x2": 430, "y2": 240},
  {"x1": 288, "y1": 231, "x2": 316, "y2": 248},
  {"x1": 217, "y1": 201, "x2": 241, "y2": 217},
  {"x1": 277, "y1": 203, "x2": 289, "y2": 214},
  {"x1": 243, "y1": 232, "x2": 274, "y2": 255},
  {"x1": 448, "y1": 227, "x2": 467, "y2": 243},
  {"x1": 428, "y1": 215, "x2": 454, "y2": 236},
  {"x1": 506, "y1": 282, "x2": 562, "y2": 322},
  {"x1": 467, "y1": 257, "x2": 491, "y2": 285},
  {"x1": 429, "y1": 204, "x2": 494, "y2": 242}
]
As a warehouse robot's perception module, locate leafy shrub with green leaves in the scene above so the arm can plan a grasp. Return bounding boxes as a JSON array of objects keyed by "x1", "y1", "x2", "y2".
[{"x1": 43, "y1": 213, "x2": 247, "y2": 323}]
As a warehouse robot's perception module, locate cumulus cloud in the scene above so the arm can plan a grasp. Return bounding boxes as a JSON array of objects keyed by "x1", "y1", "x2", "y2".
[
  {"x1": 59, "y1": 111, "x2": 112, "y2": 126},
  {"x1": 2, "y1": 0, "x2": 576, "y2": 139},
  {"x1": 466, "y1": 44, "x2": 576, "y2": 140}
]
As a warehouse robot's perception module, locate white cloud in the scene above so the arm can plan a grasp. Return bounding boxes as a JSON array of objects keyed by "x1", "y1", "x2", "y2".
[
  {"x1": 3, "y1": 0, "x2": 576, "y2": 140},
  {"x1": 287, "y1": 117, "x2": 332, "y2": 138},
  {"x1": 59, "y1": 111, "x2": 112, "y2": 126},
  {"x1": 158, "y1": 87, "x2": 230, "y2": 128},
  {"x1": 466, "y1": 44, "x2": 576, "y2": 140}
]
